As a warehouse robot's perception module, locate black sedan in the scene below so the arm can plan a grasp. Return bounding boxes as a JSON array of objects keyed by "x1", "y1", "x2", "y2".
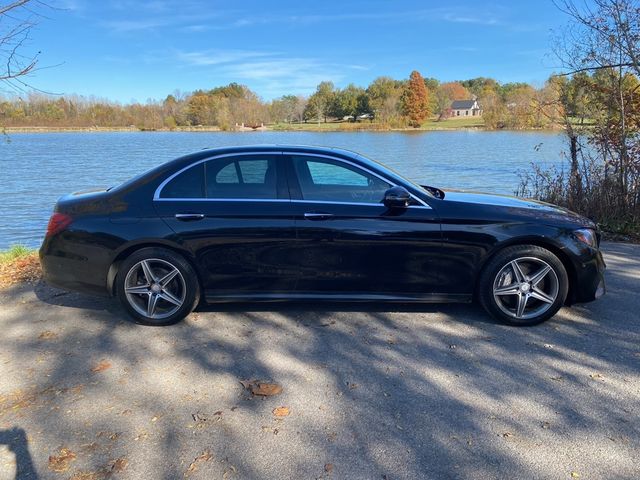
[{"x1": 40, "y1": 145, "x2": 606, "y2": 326}]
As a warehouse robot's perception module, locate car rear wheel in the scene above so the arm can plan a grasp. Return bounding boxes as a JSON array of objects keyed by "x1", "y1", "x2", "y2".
[
  {"x1": 116, "y1": 247, "x2": 200, "y2": 326},
  {"x1": 478, "y1": 245, "x2": 568, "y2": 326}
]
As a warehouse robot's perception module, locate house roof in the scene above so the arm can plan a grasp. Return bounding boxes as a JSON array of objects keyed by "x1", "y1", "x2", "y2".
[{"x1": 451, "y1": 99, "x2": 477, "y2": 109}]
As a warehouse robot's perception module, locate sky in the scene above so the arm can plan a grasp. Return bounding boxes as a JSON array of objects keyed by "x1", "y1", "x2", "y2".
[{"x1": 12, "y1": 0, "x2": 570, "y2": 102}]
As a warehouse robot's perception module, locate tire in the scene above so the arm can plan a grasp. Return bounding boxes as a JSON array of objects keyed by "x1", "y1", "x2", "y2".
[
  {"x1": 115, "y1": 247, "x2": 200, "y2": 326},
  {"x1": 478, "y1": 245, "x2": 568, "y2": 326}
]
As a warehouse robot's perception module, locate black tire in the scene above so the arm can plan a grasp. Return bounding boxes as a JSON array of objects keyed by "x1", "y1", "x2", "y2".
[
  {"x1": 478, "y1": 245, "x2": 568, "y2": 326},
  {"x1": 115, "y1": 247, "x2": 200, "y2": 326}
]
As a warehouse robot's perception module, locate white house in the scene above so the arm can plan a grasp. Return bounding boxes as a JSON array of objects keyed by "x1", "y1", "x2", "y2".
[{"x1": 450, "y1": 99, "x2": 482, "y2": 117}]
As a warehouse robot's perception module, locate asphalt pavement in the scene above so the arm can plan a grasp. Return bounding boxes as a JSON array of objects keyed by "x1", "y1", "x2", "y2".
[{"x1": 0, "y1": 242, "x2": 638, "y2": 480}]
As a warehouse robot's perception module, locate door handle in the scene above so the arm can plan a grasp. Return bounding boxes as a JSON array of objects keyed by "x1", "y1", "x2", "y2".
[
  {"x1": 175, "y1": 213, "x2": 205, "y2": 221},
  {"x1": 304, "y1": 212, "x2": 334, "y2": 221}
]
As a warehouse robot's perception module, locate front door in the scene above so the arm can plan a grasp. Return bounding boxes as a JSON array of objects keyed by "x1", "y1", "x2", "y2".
[
  {"x1": 153, "y1": 153, "x2": 298, "y2": 297},
  {"x1": 284, "y1": 154, "x2": 442, "y2": 298}
]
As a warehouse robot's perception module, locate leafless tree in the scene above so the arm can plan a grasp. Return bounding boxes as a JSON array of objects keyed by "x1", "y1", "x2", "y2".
[
  {"x1": 553, "y1": 0, "x2": 639, "y2": 76},
  {"x1": 1, "y1": 0, "x2": 48, "y2": 92}
]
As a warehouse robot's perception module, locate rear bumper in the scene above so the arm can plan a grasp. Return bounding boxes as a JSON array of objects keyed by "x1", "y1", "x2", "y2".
[
  {"x1": 39, "y1": 236, "x2": 110, "y2": 297},
  {"x1": 571, "y1": 248, "x2": 606, "y2": 304}
]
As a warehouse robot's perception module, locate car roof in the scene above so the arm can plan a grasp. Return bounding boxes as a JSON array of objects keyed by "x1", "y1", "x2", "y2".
[{"x1": 195, "y1": 144, "x2": 363, "y2": 159}]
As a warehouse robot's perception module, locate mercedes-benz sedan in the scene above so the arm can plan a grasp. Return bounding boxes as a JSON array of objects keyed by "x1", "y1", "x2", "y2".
[{"x1": 40, "y1": 145, "x2": 605, "y2": 326}]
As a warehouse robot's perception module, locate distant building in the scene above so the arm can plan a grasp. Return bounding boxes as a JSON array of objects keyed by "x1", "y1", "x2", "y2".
[{"x1": 450, "y1": 99, "x2": 482, "y2": 117}]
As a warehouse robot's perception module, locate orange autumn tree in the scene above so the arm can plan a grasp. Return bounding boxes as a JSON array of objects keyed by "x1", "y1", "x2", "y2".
[
  {"x1": 401, "y1": 70, "x2": 430, "y2": 127},
  {"x1": 440, "y1": 82, "x2": 470, "y2": 101}
]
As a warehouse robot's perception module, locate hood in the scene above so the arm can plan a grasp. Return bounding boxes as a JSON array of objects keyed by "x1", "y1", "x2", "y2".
[{"x1": 440, "y1": 189, "x2": 596, "y2": 228}]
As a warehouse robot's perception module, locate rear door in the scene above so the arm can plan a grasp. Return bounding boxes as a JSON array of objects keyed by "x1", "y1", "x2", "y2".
[
  {"x1": 284, "y1": 153, "x2": 442, "y2": 297},
  {"x1": 153, "y1": 153, "x2": 298, "y2": 297}
]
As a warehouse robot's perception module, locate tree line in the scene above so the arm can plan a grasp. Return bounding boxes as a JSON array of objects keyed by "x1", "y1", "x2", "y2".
[{"x1": 0, "y1": 71, "x2": 603, "y2": 130}]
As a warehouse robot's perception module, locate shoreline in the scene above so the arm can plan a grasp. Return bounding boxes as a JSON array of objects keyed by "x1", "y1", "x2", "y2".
[{"x1": 2, "y1": 124, "x2": 563, "y2": 134}]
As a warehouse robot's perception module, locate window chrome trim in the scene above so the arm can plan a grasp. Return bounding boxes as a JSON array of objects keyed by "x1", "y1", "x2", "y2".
[
  {"x1": 155, "y1": 197, "x2": 291, "y2": 203},
  {"x1": 153, "y1": 151, "x2": 282, "y2": 201},
  {"x1": 153, "y1": 150, "x2": 431, "y2": 209}
]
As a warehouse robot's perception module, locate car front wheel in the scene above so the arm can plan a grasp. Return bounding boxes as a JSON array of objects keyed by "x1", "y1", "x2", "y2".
[
  {"x1": 116, "y1": 247, "x2": 200, "y2": 326},
  {"x1": 478, "y1": 245, "x2": 569, "y2": 326}
]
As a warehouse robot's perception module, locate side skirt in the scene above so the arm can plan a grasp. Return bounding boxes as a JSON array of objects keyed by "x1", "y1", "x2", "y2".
[{"x1": 204, "y1": 292, "x2": 472, "y2": 304}]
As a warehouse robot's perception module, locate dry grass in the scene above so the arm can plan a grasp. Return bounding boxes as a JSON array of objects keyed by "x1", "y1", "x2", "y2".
[{"x1": 0, "y1": 246, "x2": 41, "y2": 289}]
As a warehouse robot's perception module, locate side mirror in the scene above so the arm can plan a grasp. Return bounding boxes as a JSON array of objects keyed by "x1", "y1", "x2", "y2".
[{"x1": 383, "y1": 186, "x2": 411, "y2": 208}]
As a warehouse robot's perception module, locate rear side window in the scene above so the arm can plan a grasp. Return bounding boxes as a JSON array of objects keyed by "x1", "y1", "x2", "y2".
[
  {"x1": 206, "y1": 156, "x2": 278, "y2": 199},
  {"x1": 160, "y1": 163, "x2": 205, "y2": 198}
]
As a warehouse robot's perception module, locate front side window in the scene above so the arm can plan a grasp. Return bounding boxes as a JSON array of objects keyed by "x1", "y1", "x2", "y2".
[{"x1": 292, "y1": 156, "x2": 390, "y2": 204}]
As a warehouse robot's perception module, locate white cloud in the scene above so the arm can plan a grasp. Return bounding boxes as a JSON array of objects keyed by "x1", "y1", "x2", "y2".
[{"x1": 174, "y1": 49, "x2": 350, "y2": 97}]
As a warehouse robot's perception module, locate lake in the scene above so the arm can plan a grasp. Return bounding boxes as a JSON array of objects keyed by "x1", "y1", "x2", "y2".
[{"x1": 0, "y1": 130, "x2": 568, "y2": 249}]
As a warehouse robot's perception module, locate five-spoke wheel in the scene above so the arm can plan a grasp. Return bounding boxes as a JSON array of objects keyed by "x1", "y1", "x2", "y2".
[
  {"x1": 124, "y1": 258, "x2": 186, "y2": 320},
  {"x1": 116, "y1": 248, "x2": 199, "y2": 325},
  {"x1": 479, "y1": 245, "x2": 568, "y2": 326}
]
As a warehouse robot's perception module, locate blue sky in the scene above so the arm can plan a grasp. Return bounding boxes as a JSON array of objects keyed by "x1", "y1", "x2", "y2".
[{"x1": 19, "y1": 0, "x2": 567, "y2": 102}]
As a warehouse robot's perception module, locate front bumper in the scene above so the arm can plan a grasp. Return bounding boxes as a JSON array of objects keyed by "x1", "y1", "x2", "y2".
[{"x1": 571, "y1": 248, "x2": 606, "y2": 304}]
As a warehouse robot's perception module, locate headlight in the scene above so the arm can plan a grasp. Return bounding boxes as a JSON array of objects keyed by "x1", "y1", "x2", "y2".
[{"x1": 574, "y1": 228, "x2": 598, "y2": 248}]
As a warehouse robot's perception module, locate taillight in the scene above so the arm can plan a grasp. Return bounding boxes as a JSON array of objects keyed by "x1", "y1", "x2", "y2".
[{"x1": 46, "y1": 212, "x2": 73, "y2": 237}]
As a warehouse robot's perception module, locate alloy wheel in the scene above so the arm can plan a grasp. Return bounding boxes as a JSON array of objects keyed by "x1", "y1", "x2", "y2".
[
  {"x1": 492, "y1": 256, "x2": 559, "y2": 320},
  {"x1": 124, "y1": 258, "x2": 186, "y2": 320}
]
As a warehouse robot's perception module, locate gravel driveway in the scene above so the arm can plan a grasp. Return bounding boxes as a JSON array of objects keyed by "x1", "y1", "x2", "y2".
[{"x1": 1, "y1": 242, "x2": 638, "y2": 480}]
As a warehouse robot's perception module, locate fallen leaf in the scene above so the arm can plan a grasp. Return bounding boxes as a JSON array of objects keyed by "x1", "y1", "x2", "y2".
[
  {"x1": 273, "y1": 406, "x2": 290, "y2": 417},
  {"x1": 502, "y1": 432, "x2": 513, "y2": 438},
  {"x1": 250, "y1": 382, "x2": 282, "y2": 396},
  {"x1": 38, "y1": 330, "x2": 58, "y2": 340},
  {"x1": 222, "y1": 465, "x2": 237, "y2": 479},
  {"x1": 324, "y1": 463, "x2": 334, "y2": 473},
  {"x1": 239, "y1": 379, "x2": 254, "y2": 390},
  {"x1": 184, "y1": 450, "x2": 213, "y2": 476},
  {"x1": 91, "y1": 361, "x2": 112, "y2": 373},
  {"x1": 571, "y1": 472, "x2": 580, "y2": 478},
  {"x1": 48, "y1": 447, "x2": 77, "y2": 472}
]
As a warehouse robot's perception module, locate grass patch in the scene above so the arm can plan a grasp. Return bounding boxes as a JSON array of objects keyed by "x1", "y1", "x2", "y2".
[
  {"x1": 271, "y1": 117, "x2": 486, "y2": 131},
  {"x1": 421, "y1": 116, "x2": 485, "y2": 130},
  {"x1": 0, "y1": 245, "x2": 35, "y2": 264},
  {"x1": 0, "y1": 245, "x2": 41, "y2": 289}
]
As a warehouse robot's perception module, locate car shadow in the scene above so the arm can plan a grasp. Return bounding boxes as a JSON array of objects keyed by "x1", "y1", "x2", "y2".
[{"x1": 32, "y1": 278, "x2": 497, "y2": 325}]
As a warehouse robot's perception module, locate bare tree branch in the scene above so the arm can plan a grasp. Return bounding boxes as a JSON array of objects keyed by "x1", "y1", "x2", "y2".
[{"x1": 0, "y1": 0, "x2": 49, "y2": 92}]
